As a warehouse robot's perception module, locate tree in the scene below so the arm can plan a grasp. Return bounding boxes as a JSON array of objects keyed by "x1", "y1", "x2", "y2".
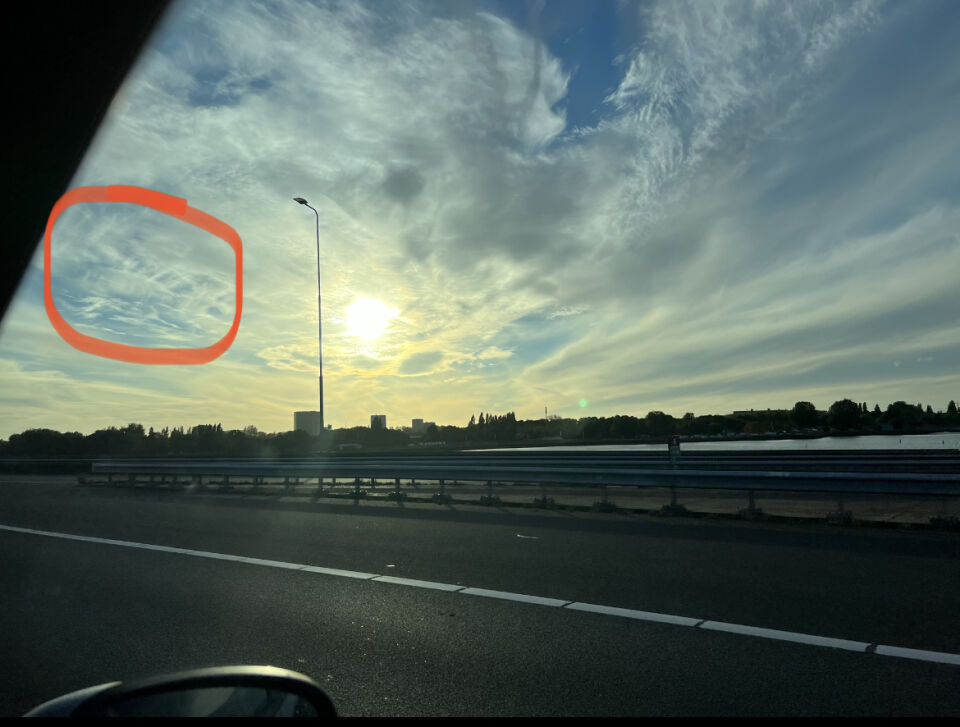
[
  {"x1": 884, "y1": 401, "x2": 922, "y2": 430},
  {"x1": 948, "y1": 400, "x2": 958, "y2": 414},
  {"x1": 610, "y1": 415, "x2": 642, "y2": 439},
  {"x1": 873, "y1": 404, "x2": 881, "y2": 416},
  {"x1": 123, "y1": 423, "x2": 145, "y2": 437},
  {"x1": 645, "y1": 411, "x2": 674, "y2": 437},
  {"x1": 828, "y1": 399, "x2": 861, "y2": 430},
  {"x1": 790, "y1": 401, "x2": 818, "y2": 428}
]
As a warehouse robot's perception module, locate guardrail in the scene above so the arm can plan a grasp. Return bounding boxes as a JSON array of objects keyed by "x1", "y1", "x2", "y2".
[
  {"x1": 86, "y1": 460, "x2": 960, "y2": 495},
  {"x1": 80, "y1": 455, "x2": 960, "y2": 525},
  {"x1": 7, "y1": 447, "x2": 959, "y2": 472}
]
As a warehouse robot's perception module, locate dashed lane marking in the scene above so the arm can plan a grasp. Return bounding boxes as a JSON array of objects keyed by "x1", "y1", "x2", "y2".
[{"x1": 3, "y1": 523, "x2": 958, "y2": 667}]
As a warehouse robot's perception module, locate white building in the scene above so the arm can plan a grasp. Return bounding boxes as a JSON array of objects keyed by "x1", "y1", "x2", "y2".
[{"x1": 294, "y1": 411, "x2": 324, "y2": 436}]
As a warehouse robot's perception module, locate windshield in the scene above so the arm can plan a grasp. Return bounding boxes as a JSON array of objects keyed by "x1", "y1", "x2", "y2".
[{"x1": 1, "y1": 0, "x2": 959, "y2": 717}]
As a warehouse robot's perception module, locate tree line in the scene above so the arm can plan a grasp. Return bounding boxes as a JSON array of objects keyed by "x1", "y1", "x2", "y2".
[{"x1": 1, "y1": 399, "x2": 957, "y2": 458}]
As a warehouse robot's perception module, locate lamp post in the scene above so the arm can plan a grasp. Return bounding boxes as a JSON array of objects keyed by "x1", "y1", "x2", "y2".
[{"x1": 293, "y1": 197, "x2": 323, "y2": 432}]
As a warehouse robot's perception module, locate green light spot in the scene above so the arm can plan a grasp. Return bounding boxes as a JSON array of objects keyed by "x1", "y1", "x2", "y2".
[{"x1": 579, "y1": 398, "x2": 588, "y2": 408}]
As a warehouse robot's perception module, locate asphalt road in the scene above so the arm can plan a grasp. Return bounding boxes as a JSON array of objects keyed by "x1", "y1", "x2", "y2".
[{"x1": 1, "y1": 478, "x2": 959, "y2": 716}]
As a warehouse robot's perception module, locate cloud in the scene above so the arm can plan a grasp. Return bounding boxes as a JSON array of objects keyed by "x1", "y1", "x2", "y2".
[
  {"x1": 1, "y1": 0, "x2": 959, "y2": 436},
  {"x1": 477, "y1": 346, "x2": 513, "y2": 360},
  {"x1": 547, "y1": 306, "x2": 587, "y2": 320},
  {"x1": 397, "y1": 351, "x2": 444, "y2": 375},
  {"x1": 381, "y1": 167, "x2": 426, "y2": 206},
  {"x1": 256, "y1": 342, "x2": 318, "y2": 373}
]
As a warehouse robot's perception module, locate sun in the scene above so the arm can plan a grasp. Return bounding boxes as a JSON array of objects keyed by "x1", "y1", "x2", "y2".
[{"x1": 345, "y1": 298, "x2": 396, "y2": 341}]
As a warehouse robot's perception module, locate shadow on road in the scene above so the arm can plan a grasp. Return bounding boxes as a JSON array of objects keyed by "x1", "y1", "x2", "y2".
[{"x1": 64, "y1": 482, "x2": 960, "y2": 560}]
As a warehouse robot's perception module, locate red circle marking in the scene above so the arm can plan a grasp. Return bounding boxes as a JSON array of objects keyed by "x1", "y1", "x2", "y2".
[{"x1": 43, "y1": 185, "x2": 243, "y2": 365}]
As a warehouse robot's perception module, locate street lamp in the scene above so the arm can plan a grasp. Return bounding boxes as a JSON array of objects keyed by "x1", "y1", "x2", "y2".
[{"x1": 294, "y1": 197, "x2": 323, "y2": 432}]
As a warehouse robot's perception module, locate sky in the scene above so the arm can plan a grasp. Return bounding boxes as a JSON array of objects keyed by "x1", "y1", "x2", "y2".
[{"x1": 1, "y1": 0, "x2": 959, "y2": 438}]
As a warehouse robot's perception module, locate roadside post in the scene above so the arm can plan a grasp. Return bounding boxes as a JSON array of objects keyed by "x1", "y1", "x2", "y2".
[
  {"x1": 662, "y1": 435, "x2": 689, "y2": 515},
  {"x1": 668, "y1": 435, "x2": 681, "y2": 464}
]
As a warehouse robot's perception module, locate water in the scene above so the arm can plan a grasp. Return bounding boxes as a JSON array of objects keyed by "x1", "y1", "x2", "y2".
[{"x1": 482, "y1": 432, "x2": 960, "y2": 452}]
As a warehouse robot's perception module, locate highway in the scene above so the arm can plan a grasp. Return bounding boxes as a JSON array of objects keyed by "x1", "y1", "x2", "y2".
[{"x1": 1, "y1": 477, "x2": 959, "y2": 716}]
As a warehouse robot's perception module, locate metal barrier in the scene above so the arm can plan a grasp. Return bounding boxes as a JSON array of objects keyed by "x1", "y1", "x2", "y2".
[
  {"x1": 68, "y1": 450, "x2": 960, "y2": 525},
  {"x1": 85, "y1": 459, "x2": 959, "y2": 494}
]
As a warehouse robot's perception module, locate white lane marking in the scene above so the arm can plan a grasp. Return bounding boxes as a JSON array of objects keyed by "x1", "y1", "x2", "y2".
[
  {"x1": 460, "y1": 587, "x2": 569, "y2": 607},
  {"x1": 3, "y1": 523, "x2": 960, "y2": 667},
  {"x1": 874, "y1": 645, "x2": 960, "y2": 665},
  {"x1": 137, "y1": 536, "x2": 244, "y2": 563},
  {"x1": 698, "y1": 621, "x2": 869, "y2": 652},
  {"x1": 299, "y1": 565, "x2": 378, "y2": 580},
  {"x1": 373, "y1": 576, "x2": 464, "y2": 591},
  {"x1": 139, "y1": 545, "x2": 242, "y2": 561},
  {"x1": 0, "y1": 524, "x2": 374, "y2": 578},
  {"x1": 238, "y1": 557, "x2": 305, "y2": 570},
  {"x1": 565, "y1": 602, "x2": 700, "y2": 626}
]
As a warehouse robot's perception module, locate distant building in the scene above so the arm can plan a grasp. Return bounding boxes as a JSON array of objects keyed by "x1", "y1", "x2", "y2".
[
  {"x1": 412, "y1": 418, "x2": 425, "y2": 433},
  {"x1": 294, "y1": 411, "x2": 324, "y2": 436},
  {"x1": 370, "y1": 414, "x2": 387, "y2": 429}
]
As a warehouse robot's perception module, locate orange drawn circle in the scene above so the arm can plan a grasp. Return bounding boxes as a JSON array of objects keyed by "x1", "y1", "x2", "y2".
[{"x1": 43, "y1": 185, "x2": 243, "y2": 365}]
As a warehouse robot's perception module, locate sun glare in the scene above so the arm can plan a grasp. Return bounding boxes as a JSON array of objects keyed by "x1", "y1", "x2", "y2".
[{"x1": 345, "y1": 298, "x2": 395, "y2": 341}]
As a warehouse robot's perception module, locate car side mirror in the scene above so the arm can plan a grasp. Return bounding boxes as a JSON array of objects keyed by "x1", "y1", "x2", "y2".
[{"x1": 24, "y1": 666, "x2": 337, "y2": 717}]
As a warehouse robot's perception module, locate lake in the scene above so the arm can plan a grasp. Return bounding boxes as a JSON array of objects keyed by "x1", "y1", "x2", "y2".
[{"x1": 481, "y1": 432, "x2": 960, "y2": 452}]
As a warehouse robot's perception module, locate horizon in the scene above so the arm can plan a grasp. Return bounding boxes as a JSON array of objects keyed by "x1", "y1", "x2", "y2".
[{"x1": 3, "y1": 396, "x2": 958, "y2": 440}]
